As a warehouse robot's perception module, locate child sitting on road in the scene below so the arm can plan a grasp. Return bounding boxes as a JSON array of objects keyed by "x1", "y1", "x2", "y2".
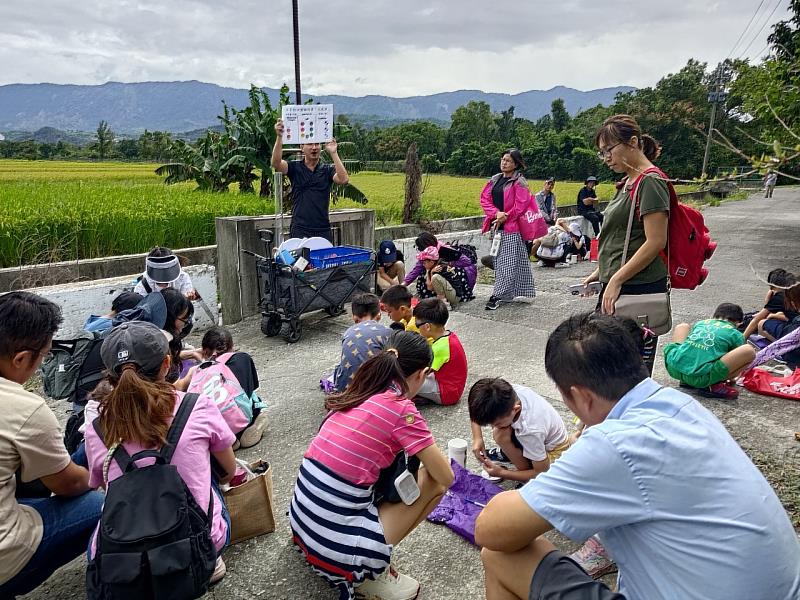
[
  {"x1": 468, "y1": 377, "x2": 570, "y2": 483},
  {"x1": 376, "y1": 240, "x2": 406, "y2": 292},
  {"x1": 381, "y1": 284, "x2": 422, "y2": 335},
  {"x1": 186, "y1": 325, "x2": 268, "y2": 449},
  {"x1": 412, "y1": 298, "x2": 467, "y2": 406},
  {"x1": 416, "y1": 246, "x2": 473, "y2": 309},
  {"x1": 743, "y1": 269, "x2": 797, "y2": 340},
  {"x1": 134, "y1": 246, "x2": 197, "y2": 299},
  {"x1": 664, "y1": 303, "x2": 756, "y2": 399},
  {"x1": 333, "y1": 293, "x2": 392, "y2": 393}
]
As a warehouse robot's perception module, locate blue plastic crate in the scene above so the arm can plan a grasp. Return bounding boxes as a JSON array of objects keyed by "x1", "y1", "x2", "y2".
[{"x1": 307, "y1": 246, "x2": 373, "y2": 269}]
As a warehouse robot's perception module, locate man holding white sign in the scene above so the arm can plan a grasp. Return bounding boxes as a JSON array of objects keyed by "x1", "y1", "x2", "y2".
[{"x1": 271, "y1": 107, "x2": 349, "y2": 242}]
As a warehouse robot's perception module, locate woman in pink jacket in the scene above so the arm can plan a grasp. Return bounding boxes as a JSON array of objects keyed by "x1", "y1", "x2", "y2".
[{"x1": 480, "y1": 149, "x2": 536, "y2": 310}]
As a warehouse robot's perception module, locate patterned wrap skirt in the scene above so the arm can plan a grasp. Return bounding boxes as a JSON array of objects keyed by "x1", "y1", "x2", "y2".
[{"x1": 493, "y1": 231, "x2": 535, "y2": 300}]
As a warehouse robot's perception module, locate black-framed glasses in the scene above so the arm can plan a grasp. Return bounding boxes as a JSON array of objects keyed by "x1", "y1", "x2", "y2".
[
  {"x1": 415, "y1": 320, "x2": 430, "y2": 328},
  {"x1": 597, "y1": 142, "x2": 623, "y2": 160}
]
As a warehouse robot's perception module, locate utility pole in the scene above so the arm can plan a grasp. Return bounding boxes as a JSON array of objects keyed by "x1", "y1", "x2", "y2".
[
  {"x1": 292, "y1": 0, "x2": 301, "y2": 104},
  {"x1": 702, "y1": 65, "x2": 727, "y2": 178}
]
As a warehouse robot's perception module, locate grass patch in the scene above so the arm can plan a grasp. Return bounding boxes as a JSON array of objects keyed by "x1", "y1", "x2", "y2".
[{"x1": 0, "y1": 160, "x2": 699, "y2": 267}]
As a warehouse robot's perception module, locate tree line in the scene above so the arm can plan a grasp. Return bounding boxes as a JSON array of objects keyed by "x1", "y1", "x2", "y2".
[{"x1": 3, "y1": 2, "x2": 798, "y2": 186}]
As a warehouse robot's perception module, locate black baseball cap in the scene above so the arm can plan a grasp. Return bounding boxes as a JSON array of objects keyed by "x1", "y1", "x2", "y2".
[{"x1": 100, "y1": 321, "x2": 170, "y2": 376}]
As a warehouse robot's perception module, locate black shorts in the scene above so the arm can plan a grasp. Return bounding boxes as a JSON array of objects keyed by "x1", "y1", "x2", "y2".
[{"x1": 529, "y1": 551, "x2": 625, "y2": 600}]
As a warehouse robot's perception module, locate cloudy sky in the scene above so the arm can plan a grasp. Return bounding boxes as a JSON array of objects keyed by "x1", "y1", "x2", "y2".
[{"x1": 0, "y1": 1, "x2": 791, "y2": 96}]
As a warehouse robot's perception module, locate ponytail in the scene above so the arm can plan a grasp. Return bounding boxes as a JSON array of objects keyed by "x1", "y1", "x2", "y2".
[
  {"x1": 640, "y1": 134, "x2": 661, "y2": 161},
  {"x1": 98, "y1": 365, "x2": 176, "y2": 447},
  {"x1": 325, "y1": 330, "x2": 433, "y2": 411}
]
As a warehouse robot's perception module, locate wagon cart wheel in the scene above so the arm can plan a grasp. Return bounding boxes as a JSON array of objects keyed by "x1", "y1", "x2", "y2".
[
  {"x1": 283, "y1": 318, "x2": 303, "y2": 343},
  {"x1": 324, "y1": 305, "x2": 345, "y2": 317},
  {"x1": 261, "y1": 313, "x2": 282, "y2": 337}
]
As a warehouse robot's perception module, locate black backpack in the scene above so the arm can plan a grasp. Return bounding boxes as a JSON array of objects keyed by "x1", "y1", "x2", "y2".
[
  {"x1": 39, "y1": 332, "x2": 106, "y2": 406},
  {"x1": 86, "y1": 393, "x2": 217, "y2": 600}
]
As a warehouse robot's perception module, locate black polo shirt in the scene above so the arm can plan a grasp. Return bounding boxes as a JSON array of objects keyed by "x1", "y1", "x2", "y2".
[
  {"x1": 287, "y1": 159, "x2": 336, "y2": 236},
  {"x1": 576, "y1": 185, "x2": 598, "y2": 215}
]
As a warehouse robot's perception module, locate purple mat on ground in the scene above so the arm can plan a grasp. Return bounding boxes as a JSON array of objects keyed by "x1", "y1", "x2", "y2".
[{"x1": 427, "y1": 459, "x2": 503, "y2": 546}]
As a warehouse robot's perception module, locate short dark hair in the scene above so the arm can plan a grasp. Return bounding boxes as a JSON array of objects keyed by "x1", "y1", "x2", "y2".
[
  {"x1": 545, "y1": 312, "x2": 648, "y2": 401},
  {"x1": 413, "y1": 297, "x2": 448, "y2": 326},
  {"x1": 111, "y1": 291, "x2": 142, "y2": 314},
  {"x1": 468, "y1": 378, "x2": 516, "y2": 425},
  {"x1": 415, "y1": 232, "x2": 438, "y2": 252},
  {"x1": 0, "y1": 291, "x2": 63, "y2": 358},
  {"x1": 381, "y1": 285, "x2": 412, "y2": 309},
  {"x1": 201, "y1": 326, "x2": 234, "y2": 357},
  {"x1": 148, "y1": 246, "x2": 173, "y2": 258},
  {"x1": 351, "y1": 293, "x2": 381, "y2": 318},
  {"x1": 713, "y1": 303, "x2": 744, "y2": 323},
  {"x1": 767, "y1": 268, "x2": 794, "y2": 288}
]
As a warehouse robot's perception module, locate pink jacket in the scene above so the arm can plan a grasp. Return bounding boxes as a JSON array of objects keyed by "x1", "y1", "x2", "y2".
[{"x1": 480, "y1": 173, "x2": 532, "y2": 235}]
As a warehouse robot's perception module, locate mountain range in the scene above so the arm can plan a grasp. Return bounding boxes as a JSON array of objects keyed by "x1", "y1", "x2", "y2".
[{"x1": 0, "y1": 81, "x2": 634, "y2": 135}]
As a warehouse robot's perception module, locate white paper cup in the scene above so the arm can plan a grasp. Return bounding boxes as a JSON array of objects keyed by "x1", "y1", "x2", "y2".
[{"x1": 448, "y1": 438, "x2": 468, "y2": 467}]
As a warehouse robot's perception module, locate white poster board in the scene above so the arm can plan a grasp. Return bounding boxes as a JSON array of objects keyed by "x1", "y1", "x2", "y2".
[{"x1": 281, "y1": 104, "x2": 334, "y2": 144}]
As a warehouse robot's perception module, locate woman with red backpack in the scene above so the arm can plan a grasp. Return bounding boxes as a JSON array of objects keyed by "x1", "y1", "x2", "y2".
[
  {"x1": 572, "y1": 114, "x2": 671, "y2": 581},
  {"x1": 581, "y1": 114, "x2": 671, "y2": 375}
]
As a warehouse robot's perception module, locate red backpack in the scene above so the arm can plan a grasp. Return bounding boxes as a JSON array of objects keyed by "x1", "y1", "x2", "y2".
[{"x1": 631, "y1": 167, "x2": 717, "y2": 290}]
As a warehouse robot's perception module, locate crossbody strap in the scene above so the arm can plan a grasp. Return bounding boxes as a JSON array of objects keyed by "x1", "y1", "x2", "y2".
[{"x1": 161, "y1": 392, "x2": 200, "y2": 464}]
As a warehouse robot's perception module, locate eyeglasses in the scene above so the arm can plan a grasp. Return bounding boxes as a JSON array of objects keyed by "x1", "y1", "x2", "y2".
[
  {"x1": 21, "y1": 347, "x2": 52, "y2": 360},
  {"x1": 415, "y1": 320, "x2": 430, "y2": 328},
  {"x1": 597, "y1": 142, "x2": 623, "y2": 160}
]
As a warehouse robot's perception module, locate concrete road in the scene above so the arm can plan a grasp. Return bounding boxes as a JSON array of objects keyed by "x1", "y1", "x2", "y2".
[{"x1": 23, "y1": 189, "x2": 800, "y2": 599}]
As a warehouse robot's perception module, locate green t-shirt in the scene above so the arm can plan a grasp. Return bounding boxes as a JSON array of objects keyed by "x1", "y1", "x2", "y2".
[
  {"x1": 668, "y1": 319, "x2": 745, "y2": 372},
  {"x1": 598, "y1": 175, "x2": 670, "y2": 285}
]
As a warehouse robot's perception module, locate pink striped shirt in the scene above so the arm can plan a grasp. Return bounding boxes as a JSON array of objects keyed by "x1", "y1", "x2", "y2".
[{"x1": 306, "y1": 390, "x2": 434, "y2": 486}]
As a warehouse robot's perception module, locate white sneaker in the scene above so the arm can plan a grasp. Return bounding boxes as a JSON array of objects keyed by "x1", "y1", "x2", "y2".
[
  {"x1": 355, "y1": 566, "x2": 420, "y2": 600},
  {"x1": 210, "y1": 556, "x2": 226, "y2": 584},
  {"x1": 238, "y1": 411, "x2": 269, "y2": 449}
]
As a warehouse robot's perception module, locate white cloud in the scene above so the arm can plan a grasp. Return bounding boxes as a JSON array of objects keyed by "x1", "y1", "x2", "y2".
[{"x1": 0, "y1": 0, "x2": 792, "y2": 94}]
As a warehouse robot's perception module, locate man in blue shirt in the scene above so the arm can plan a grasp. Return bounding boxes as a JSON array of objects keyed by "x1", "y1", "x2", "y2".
[
  {"x1": 272, "y1": 118, "x2": 349, "y2": 242},
  {"x1": 476, "y1": 312, "x2": 799, "y2": 600}
]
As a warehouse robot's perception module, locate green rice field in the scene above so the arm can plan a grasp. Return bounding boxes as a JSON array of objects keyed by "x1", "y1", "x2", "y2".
[{"x1": 0, "y1": 160, "x2": 693, "y2": 268}]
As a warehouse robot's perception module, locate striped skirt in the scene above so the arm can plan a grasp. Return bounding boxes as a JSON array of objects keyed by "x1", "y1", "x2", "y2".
[{"x1": 290, "y1": 458, "x2": 392, "y2": 600}]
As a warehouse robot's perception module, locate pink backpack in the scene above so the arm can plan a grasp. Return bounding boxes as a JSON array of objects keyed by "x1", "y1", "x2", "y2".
[{"x1": 187, "y1": 352, "x2": 253, "y2": 434}]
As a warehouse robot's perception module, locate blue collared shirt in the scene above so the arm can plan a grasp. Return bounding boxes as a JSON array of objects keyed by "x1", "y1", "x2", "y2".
[{"x1": 520, "y1": 378, "x2": 800, "y2": 600}]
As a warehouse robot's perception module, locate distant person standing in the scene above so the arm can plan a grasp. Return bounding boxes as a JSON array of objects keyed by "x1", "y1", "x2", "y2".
[
  {"x1": 576, "y1": 176, "x2": 603, "y2": 236},
  {"x1": 763, "y1": 170, "x2": 777, "y2": 198},
  {"x1": 534, "y1": 178, "x2": 558, "y2": 226},
  {"x1": 272, "y1": 119, "x2": 350, "y2": 242},
  {"x1": 480, "y1": 149, "x2": 537, "y2": 311}
]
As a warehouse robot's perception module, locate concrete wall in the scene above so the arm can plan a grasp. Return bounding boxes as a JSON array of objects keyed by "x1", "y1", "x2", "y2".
[
  {"x1": 0, "y1": 245, "x2": 216, "y2": 293},
  {"x1": 29, "y1": 265, "x2": 219, "y2": 339}
]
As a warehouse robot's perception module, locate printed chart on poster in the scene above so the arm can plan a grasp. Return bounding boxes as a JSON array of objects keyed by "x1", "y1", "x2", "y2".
[{"x1": 281, "y1": 104, "x2": 334, "y2": 144}]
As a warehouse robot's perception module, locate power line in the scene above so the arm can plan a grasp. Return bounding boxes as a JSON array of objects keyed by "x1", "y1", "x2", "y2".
[
  {"x1": 737, "y1": 0, "x2": 783, "y2": 60},
  {"x1": 725, "y1": 0, "x2": 767, "y2": 60}
]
